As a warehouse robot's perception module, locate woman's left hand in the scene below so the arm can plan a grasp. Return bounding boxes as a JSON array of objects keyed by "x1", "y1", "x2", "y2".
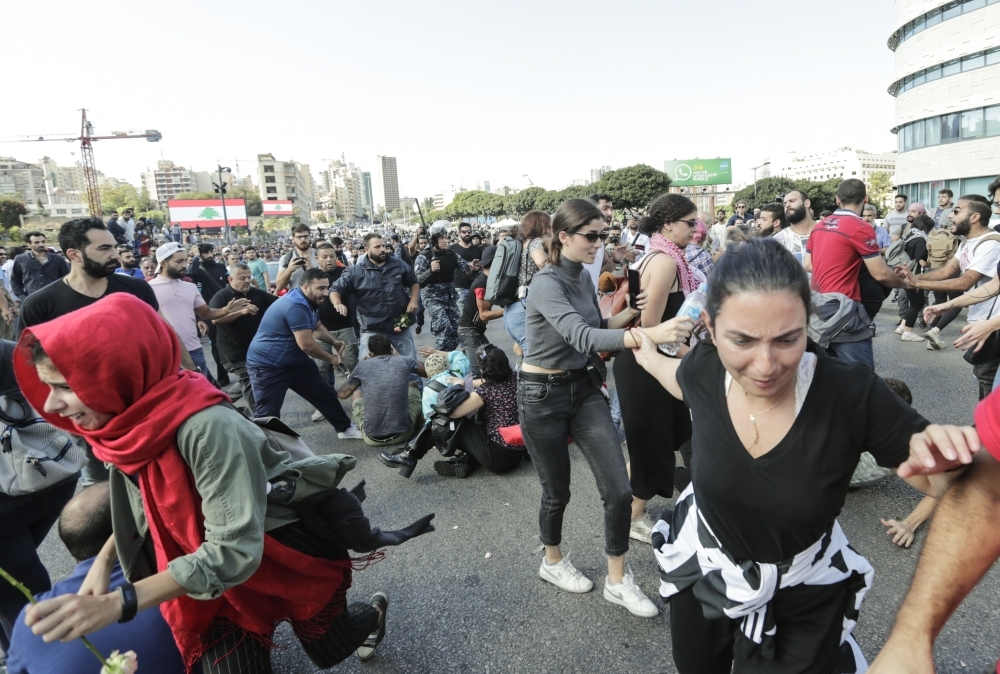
[
  {"x1": 880, "y1": 518, "x2": 916, "y2": 548},
  {"x1": 954, "y1": 320, "x2": 997, "y2": 352},
  {"x1": 898, "y1": 424, "x2": 981, "y2": 477},
  {"x1": 25, "y1": 592, "x2": 122, "y2": 642}
]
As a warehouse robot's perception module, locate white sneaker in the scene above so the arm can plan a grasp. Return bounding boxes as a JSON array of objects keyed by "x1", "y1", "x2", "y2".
[
  {"x1": 901, "y1": 331, "x2": 924, "y2": 342},
  {"x1": 925, "y1": 327, "x2": 944, "y2": 351},
  {"x1": 538, "y1": 556, "x2": 594, "y2": 593},
  {"x1": 338, "y1": 423, "x2": 363, "y2": 440},
  {"x1": 894, "y1": 323, "x2": 906, "y2": 335},
  {"x1": 603, "y1": 568, "x2": 659, "y2": 618},
  {"x1": 629, "y1": 514, "x2": 654, "y2": 544},
  {"x1": 311, "y1": 409, "x2": 325, "y2": 422}
]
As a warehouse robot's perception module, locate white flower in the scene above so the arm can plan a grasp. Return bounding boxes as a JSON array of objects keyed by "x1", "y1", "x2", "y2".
[{"x1": 100, "y1": 650, "x2": 138, "y2": 674}]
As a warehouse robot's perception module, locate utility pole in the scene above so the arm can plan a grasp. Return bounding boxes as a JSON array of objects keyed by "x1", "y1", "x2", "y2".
[{"x1": 215, "y1": 165, "x2": 232, "y2": 244}]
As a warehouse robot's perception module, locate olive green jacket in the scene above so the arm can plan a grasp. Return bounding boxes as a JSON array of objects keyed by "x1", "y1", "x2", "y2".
[{"x1": 108, "y1": 405, "x2": 355, "y2": 600}]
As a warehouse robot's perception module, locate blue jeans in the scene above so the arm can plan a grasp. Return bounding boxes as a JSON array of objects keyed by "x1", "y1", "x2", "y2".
[
  {"x1": 248, "y1": 359, "x2": 352, "y2": 432},
  {"x1": 359, "y1": 328, "x2": 421, "y2": 390},
  {"x1": 503, "y1": 298, "x2": 528, "y2": 353},
  {"x1": 826, "y1": 338, "x2": 874, "y2": 371},
  {"x1": 456, "y1": 287, "x2": 469, "y2": 312},
  {"x1": 188, "y1": 347, "x2": 217, "y2": 384}
]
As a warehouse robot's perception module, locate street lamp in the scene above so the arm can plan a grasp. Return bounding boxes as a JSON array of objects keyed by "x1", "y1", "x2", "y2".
[
  {"x1": 751, "y1": 161, "x2": 770, "y2": 204},
  {"x1": 214, "y1": 165, "x2": 232, "y2": 244}
]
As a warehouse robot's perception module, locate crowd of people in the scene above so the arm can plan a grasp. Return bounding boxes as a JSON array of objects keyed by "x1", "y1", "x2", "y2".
[{"x1": 0, "y1": 173, "x2": 1000, "y2": 673}]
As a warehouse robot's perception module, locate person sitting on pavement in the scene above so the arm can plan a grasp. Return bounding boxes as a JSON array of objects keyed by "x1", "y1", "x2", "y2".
[
  {"x1": 418, "y1": 347, "x2": 471, "y2": 420},
  {"x1": 14, "y1": 294, "x2": 435, "y2": 673},
  {"x1": 247, "y1": 268, "x2": 362, "y2": 439},
  {"x1": 458, "y1": 246, "x2": 503, "y2": 377},
  {"x1": 208, "y1": 262, "x2": 278, "y2": 416},
  {"x1": 5, "y1": 482, "x2": 193, "y2": 674},
  {"x1": 433, "y1": 344, "x2": 524, "y2": 479},
  {"x1": 336, "y1": 334, "x2": 426, "y2": 447}
]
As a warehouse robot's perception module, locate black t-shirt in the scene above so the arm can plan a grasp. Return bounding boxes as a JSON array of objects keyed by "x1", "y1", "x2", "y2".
[
  {"x1": 459, "y1": 273, "x2": 488, "y2": 331},
  {"x1": 318, "y1": 266, "x2": 353, "y2": 332},
  {"x1": 676, "y1": 341, "x2": 928, "y2": 564},
  {"x1": 18, "y1": 274, "x2": 159, "y2": 337},
  {"x1": 450, "y1": 243, "x2": 482, "y2": 289},
  {"x1": 208, "y1": 286, "x2": 278, "y2": 364}
]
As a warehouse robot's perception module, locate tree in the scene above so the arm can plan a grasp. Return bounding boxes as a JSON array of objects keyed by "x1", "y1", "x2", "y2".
[
  {"x1": 0, "y1": 196, "x2": 27, "y2": 230},
  {"x1": 100, "y1": 183, "x2": 153, "y2": 214},
  {"x1": 424, "y1": 209, "x2": 448, "y2": 223},
  {"x1": 731, "y1": 177, "x2": 798, "y2": 212},
  {"x1": 798, "y1": 178, "x2": 841, "y2": 217},
  {"x1": 595, "y1": 164, "x2": 673, "y2": 213},
  {"x1": 868, "y1": 172, "x2": 894, "y2": 217},
  {"x1": 228, "y1": 185, "x2": 263, "y2": 217},
  {"x1": 315, "y1": 212, "x2": 328, "y2": 223},
  {"x1": 504, "y1": 186, "x2": 545, "y2": 217},
  {"x1": 422, "y1": 196, "x2": 435, "y2": 213}
]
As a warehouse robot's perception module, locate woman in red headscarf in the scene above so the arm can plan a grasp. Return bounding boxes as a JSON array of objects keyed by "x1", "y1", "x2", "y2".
[{"x1": 14, "y1": 294, "x2": 433, "y2": 673}]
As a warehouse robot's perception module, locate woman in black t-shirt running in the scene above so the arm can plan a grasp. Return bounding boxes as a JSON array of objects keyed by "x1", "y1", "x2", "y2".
[{"x1": 630, "y1": 238, "x2": 980, "y2": 674}]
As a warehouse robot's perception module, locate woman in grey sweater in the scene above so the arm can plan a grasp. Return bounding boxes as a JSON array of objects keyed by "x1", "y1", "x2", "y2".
[{"x1": 520, "y1": 198, "x2": 692, "y2": 617}]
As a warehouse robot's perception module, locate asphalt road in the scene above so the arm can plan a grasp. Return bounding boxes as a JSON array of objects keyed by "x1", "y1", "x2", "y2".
[{"x1": 29, "y1": 298, "x2": 1000, "y2": 674}]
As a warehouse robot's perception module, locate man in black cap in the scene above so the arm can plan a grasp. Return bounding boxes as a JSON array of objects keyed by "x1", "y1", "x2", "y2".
[{"x1": 457, "y1": 246, "x2": 502, "y2": 376}]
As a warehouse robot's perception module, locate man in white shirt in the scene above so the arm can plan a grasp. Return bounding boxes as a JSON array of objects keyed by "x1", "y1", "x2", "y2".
[
  {"x1": 884, "y1": 194, "x2": 910, "y2": 232},
  {"x1": 120, "y1": 208, "x2": 136, "y2": 244},
  {"x1": 899, "y1": 197, "x2": 1000, "y2": 398},
  {"x1": 772, "y1": 190, "x2": 816, "y2": 264}
]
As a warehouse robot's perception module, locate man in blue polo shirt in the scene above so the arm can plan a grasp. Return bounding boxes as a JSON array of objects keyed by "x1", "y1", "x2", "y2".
[
  {"x1": 6, "y1": 482, "x2": 192, "y2": 674},
  {"x1": 247, "y1": 267, "x2": 362, "y2": 439}
]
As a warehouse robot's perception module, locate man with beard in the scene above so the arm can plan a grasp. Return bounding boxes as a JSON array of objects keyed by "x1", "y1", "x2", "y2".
[
  {"x1": 187, "y1": 243, "x2": 232, "y2": 387},
  {"x1": 755, "y1": 203, "x2": 786, "y2": 237},
  {"x1": 413, "y1": 232, "x2": 473, "y2": 351},
  {"x1": 150, "y1": 243, "x2": 250, "y2": 382},
  {"x1": 332, "y1": 233, "x2": 420, "y2": 359},
  {"x1": 113, "y1": 247, "x2": 144, "y2": 279},
  {"x1": 18, "y1": 219, "x2": 159, "y2": 333},
  {"x1": 901, "y1": 197, "x2": 1000, "y2": 398},
  {"x1": 885, "y1": 194, "x2": 910, "y2": 232},
  {"x1": 10, "y1": 232, "x2": 69, "y2": 302},
  {"x1": 209, "y1": 262, "x2": 278, "y2": 414},
  {"x1": 772, "y1": 190, "x2": 817, "y2": 263},
  {"x1": 248, "y1": 267, "x2": 362, "y2": 439},
  {"x1": 274, "y1": 223, "x2": 315, "y2": 293},
  {"x1": 450, "y1": 223, "x2": 482, "y2": 309}
]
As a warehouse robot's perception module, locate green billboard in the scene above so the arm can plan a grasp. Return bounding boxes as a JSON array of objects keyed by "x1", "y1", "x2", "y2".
[{"x1": 663, "y1": 158, "x2": 732, "y2": 186}]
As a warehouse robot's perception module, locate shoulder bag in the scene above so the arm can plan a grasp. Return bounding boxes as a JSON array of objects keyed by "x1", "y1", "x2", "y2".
[{"x1": 0, "y1": 394, "x2": 86, "y2": 497}]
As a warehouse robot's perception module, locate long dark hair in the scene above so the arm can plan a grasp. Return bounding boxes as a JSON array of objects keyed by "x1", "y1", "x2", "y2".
[
  {"x1": 706, "y1": 238, "x2": 811, "y2": 322},
  {"x1": 547, "y1": 199, "x2": 603, "y2": 266},
  {"x1": 478, "y1": 344, "x2": 512, "y2": 383}
]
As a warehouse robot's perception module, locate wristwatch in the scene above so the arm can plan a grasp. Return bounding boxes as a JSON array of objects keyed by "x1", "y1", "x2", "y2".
[{"x1": 117, "y1": 582, "x2": 138, "y2": 623}]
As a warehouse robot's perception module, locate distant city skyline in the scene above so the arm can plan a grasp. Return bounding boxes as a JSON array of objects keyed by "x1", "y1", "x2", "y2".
[{"x1": 2, "y1": 0, "x2": 899, "y2": 201}]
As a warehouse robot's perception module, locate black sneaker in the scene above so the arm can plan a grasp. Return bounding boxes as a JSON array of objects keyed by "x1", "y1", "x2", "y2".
[
  {"x1": 415, "y1": 325, "x2": 422, "y2": 334},
  {"x1": 356, "y1": 592, "x2": 388, "y2": 661},
  {"x1": 433, "y1": 454, "x2": 476, "y2": 478}
]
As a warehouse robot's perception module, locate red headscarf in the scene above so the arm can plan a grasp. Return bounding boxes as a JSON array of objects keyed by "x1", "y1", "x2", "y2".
[{"x1": 14, "y1": 294, "x2": 350, "y2": 671}]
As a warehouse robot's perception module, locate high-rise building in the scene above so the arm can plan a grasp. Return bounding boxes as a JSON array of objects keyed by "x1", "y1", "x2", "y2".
[
  {"x1": 767, "y1": 148, "x2": 897, "y2": 186},
  {"x1": 889, "y1": 0, "x2": 1000, "y2": 205},
  {"x1": 0, "y1": 157, "x2": 49, "y2": 210},
  {"x1": 141, "y1": 160, "x2": 213, "y2": 208},
  {"x1": 590, "y1": 165, "x2": 611, "y2": 184},
  {"x1": 483, "y1": 180, "x2": 491, "y2": 193},
  {"x1": 361, "y1": 172, "x2": 373, "y2": 213},
  {"x1": 257, "y1": 153, "x2": 315, "y2": 223},
  {"x1": 319, "y1": 159, "x2": 366, "y2": 222},
  {"x1": 371, "y1": 155, "x2": 399, "y2": 212}
]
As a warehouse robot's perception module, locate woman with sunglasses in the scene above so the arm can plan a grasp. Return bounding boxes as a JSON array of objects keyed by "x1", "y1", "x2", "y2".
[
  {"x1": 520, "y1": 198, "x2": 693, "y2": 617},
  {"x1": 613, "y1": 193, "x2": 700, "y2": 545}
]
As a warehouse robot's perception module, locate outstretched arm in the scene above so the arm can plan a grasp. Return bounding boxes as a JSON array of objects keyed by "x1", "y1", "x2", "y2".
[{"x1": 630, "y1": 327, "x2": 683, "y2": 400}]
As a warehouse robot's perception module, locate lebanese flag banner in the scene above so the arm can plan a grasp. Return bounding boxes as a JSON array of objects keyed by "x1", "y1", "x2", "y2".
[
  {"x1": 262, "y1": 200, "x2": 294, "y2": 217},
  {"x1": 167, "y1": 199, "x2": 248, "y2": 229}
]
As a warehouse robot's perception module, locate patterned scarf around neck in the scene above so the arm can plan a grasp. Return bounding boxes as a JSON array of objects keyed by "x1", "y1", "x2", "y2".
[{"x1": 649, "y1": 232, "x2": 699, "y2": 296}]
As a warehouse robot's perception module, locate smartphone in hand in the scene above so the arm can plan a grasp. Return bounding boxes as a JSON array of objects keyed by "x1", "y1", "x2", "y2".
[{"x1": 627, "y1": 268, "x2": 641, "y2": 310}]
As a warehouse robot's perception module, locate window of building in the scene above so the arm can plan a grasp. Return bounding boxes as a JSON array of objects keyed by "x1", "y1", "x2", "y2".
[
  {"x1": 988, "y1": 47, "x2": 1000, "y2": 65},
  {"x1": 964, "y1": 0, "x2": 986, "y2": 9},
  {"x1": 264, "y1": 165, "x2": 274, "y2": 173},
  {"x1": 925, "y1": 116, "x2": 942, "y2": 145},
  {"x1": 985, "y1": 105, "x2": 1000, "y2": 136},
  {"x1": 942, "y1": 1, "x2": 962, "y2": 18},
  {"x1": 265, "y1": 176, "x2": 275, "y2": 183},
  {"x1": 925, "y1": 65, "x2": 942, "y2": 82},
  {"x1": 961, "y1": 108, "x2": 985, "y2": 138},
  {"x1": 962, "y1": 52, "x2": 985, "y2": 70},
  {"x1": 266, "y1": 186, "x2": 277, "y2": 193}
]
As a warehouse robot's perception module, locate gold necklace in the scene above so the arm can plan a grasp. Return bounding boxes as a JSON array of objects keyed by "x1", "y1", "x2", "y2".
[{"x1": 739, "y1": 379, "x2": 794, "y2": 445}]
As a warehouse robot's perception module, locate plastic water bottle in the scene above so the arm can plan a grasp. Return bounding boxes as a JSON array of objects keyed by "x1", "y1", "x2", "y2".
[{"x1": 660, "y1": 282, "x2": 707, "y2": 356}]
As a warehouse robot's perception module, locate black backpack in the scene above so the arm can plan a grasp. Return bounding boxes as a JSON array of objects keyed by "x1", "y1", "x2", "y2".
[
  {"x1": 485, "y1": 238, "x2": 522, "y2": 307},
  {"x1": 426, "y1": 380, "x2": 467, "y2": 457}
]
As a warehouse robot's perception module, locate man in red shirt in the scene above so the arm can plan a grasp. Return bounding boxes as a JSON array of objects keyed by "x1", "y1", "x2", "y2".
[{"x1": 804, "y1": 179, "x2": 907, "y2": 369}]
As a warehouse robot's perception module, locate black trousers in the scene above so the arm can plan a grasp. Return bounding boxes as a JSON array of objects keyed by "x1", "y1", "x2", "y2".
[
  {"x1": 614, "y1": 348, "x2": 691, "y2": 500},
  {"x1": 206, "y1": 323, "x2": 231, "y2": 387},
  {"x1": 455, "y1": 420, "x2": 522, "y2": 474},
  {"x1": 0, "y1": 480, "x2": 77, "y2": 650},
  {"x1": 930, "y1": 290, "x2": 962, "y2": 331},
  {"x1": 669, "y1": 582, "x2": 853, "y2": 674},
  {"x1": 199, "y1": 522, "x2": 380, "y2": 674}
]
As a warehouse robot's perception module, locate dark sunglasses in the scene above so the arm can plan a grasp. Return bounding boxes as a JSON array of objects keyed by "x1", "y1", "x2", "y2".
[
  {"x1": 574, "y1": 230, "x2": 610, "y2": 243},
  {"x1": 673, "y1": 218, "x2": 699, "y2": 227}
]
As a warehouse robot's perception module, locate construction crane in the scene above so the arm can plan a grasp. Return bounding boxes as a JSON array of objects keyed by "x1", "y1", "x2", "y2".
[{"x1": 1, "y1": 109, "x2": 161, "y2": 217}]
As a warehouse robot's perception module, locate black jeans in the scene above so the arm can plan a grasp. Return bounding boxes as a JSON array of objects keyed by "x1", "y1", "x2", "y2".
[
  {"x1": 931, "y1": 290, "x2": 962, "y2": 331},
  {"x1": 518, "y1": 372, "x2": 632, "y2": 557},
  {"x1": 458, "y1": 327, "x2": 489, "y2": 376},
  {"x1": 904, "y1": 288, "x2": 927, "y2": 328},
  {"x1": 455, "y1": 420, "x2": 523, "y2": 474},
  {"x1": 0, "y1": 479, "x2": 78, "y2": 650}
]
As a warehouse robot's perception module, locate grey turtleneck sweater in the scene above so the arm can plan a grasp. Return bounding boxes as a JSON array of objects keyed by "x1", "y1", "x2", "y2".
[{"x1": 524, "y1": 256, "x2": 625, "y2": 370}]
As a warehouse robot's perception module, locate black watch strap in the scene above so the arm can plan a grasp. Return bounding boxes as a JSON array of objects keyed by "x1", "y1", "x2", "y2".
[{"x1": 118, "y1": 582, "x2": 138, "y2": 623}]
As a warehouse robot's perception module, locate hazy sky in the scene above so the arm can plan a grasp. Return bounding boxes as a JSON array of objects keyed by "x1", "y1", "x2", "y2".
[{"x1": 2, "y1": 0, "x2": 899, "y2": 199}]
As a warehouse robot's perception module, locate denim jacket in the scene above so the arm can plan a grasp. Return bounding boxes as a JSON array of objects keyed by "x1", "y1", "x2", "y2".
[{"x1": 330, "y1": 254, "x2": 417, "y2": 333}]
